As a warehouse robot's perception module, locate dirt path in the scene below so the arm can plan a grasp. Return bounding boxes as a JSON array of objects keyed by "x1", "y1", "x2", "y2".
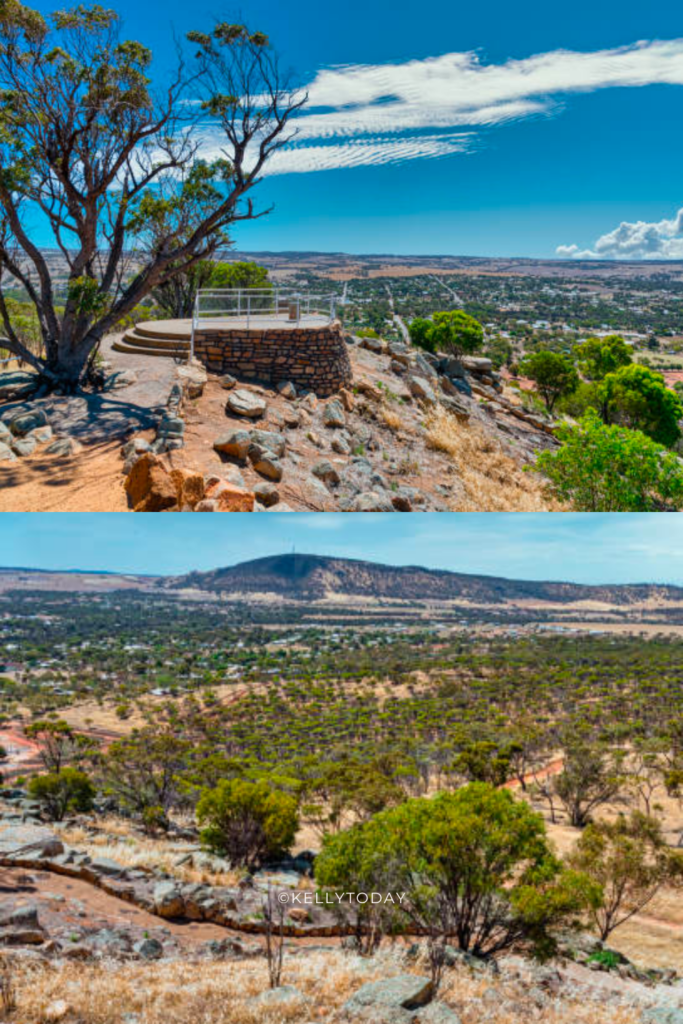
[
  {"x1": 0, "y1": 865, "x2": 233, "y2": 947},
  {"x1": 0, "y1": 439, "x2": 129, "y2": 511}
]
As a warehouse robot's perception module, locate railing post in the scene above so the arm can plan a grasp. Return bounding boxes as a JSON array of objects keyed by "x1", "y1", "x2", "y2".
[{"x1": 247, "y1": 292, "x2": 250, "y2": 329}]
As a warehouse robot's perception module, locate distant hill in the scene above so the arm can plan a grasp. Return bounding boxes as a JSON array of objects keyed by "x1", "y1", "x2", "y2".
[
  {"x1": 166, "y1": 553, "x2": 683, "y2": 607},
  {"x1": 2, "y1": 554, "x2": 683, "y2": 608}
]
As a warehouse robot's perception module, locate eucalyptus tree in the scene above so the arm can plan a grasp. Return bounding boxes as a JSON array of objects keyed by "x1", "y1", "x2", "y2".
[{"x1": 0, "y1": 3, "x2": 305, "y2": 387}]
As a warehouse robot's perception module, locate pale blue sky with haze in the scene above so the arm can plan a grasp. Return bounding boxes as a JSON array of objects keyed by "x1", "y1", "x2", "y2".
[
  {"x1": 29, "y1": 0, "x2": 683, "y2": 259},
  {"x1": 1, "y1": 514, "x2": 683, "y2": 585}
]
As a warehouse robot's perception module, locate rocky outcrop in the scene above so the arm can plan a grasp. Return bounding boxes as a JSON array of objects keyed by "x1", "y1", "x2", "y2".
[{"x1": 124, "y1": 454, "x2": 255, "y2": 512}]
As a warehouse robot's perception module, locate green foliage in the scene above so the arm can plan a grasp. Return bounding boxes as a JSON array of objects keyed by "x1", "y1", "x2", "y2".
[
  {"x1": 409, "y1": 310, "x2": 484, "y2": 358},
  {"x1": 197, "y1": 778, "x2": 299, "y2": 869},
  {"x1": 568, "y1": 812, "x2": 683, "y2": 939},
  {"x1": 537, "y1": 412, "x2": 683, "y2": 511},
  {"x1": 207, "y1": 260, "x2": 271, "y2": 291},
  {"x1": 520, "y1": 350, "x2": 579, "y2": 413},
  {"x1": 28, "y1": 767, "x2": 95, "y2": 821},
  {"x1": 316, "y1": 783, "x2": 596, "y2": 958},
  {"x1": 575, "y1": 334, "x2": 633, "y2": 381},
  {"x1": 599, "y1": 364, "x2": 683, "y2": 447}
]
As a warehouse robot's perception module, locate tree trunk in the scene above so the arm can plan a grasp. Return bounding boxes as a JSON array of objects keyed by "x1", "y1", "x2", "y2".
[{"x1": 46, "y1": 333, "x2": 102, "y2": 390}]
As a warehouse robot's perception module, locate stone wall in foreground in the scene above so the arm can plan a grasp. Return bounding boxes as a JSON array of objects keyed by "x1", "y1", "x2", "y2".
[{"x1": 193, "y1": 319, "x2": 352, "y2": 397}]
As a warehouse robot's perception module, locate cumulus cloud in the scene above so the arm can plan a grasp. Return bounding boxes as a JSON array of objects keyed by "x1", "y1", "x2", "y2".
[
  {"x1": 557, "y1": 208, "x2": 683, "y2": 260},
  {"x1": 197, "y1": 38, "x2": 683, "y2": 175}
]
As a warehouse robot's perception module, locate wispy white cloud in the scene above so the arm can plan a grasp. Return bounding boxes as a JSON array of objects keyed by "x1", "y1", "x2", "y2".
[
  {"x1": 557, "y1": 208, "x2": 683, "y2": 260},
  {"x1": 199, "y1": 38, "x2": 683, "y2": 175}
]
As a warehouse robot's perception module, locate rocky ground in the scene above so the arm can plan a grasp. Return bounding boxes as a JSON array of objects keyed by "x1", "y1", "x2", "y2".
[
  {"x1": 0, "y1": 332, "x2": 558, "y2": 513},
  {"x1": 1, "y1": 795, "x2": 683, "y2": 1024}
]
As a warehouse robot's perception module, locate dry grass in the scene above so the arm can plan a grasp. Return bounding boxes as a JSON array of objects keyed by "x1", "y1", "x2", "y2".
[
  {"x1": 378, "y1": 403, "x2": 404, "y2": 433},
  {"x1": 424, "y1": 406, "x2": 553, "y2": 511},
  {"x1": 57, "y1": 823, "x2": 240, "y2": 888},
  {"x1": 8, "y1": 948, "x2": 646, "y2": 1024}
]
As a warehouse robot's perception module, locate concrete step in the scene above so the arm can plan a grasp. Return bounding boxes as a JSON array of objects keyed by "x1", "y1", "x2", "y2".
[
  {"x1": 112, "y1": 340, "x2": 189, "y2": 359},
  {"x1": 135, "y1": 321, "x2": 192, "y2": 342},
  {"x1": 123, "y1": 330, "x2": 190, "y2": 351}
]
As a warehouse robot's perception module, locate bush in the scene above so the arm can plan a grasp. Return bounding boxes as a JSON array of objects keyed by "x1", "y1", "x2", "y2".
[
  {"x1": 315, "y1": 782, "x2": 596, "y2": 958},
  {"x1": 537, "y1": 412, "x2": 683, "y2": 511},
  {"x1": 197, "y1": 778, "x2": 299, "y2": 870},
  {"x1": 599, "y1": 364, "x2": 683, "y2": 447},
  {"x1": 520, "y1": 351, "x2": 579, "y2": 413},
  {"x1": 575, "y1": 334, "x2": 632, "y2": 381},
  {"x1": 409, "y1": 311, "x2": 483, "y2": 358},
  {"x1": 28, "y1": 768, "x2": 95, "y2": 821}
]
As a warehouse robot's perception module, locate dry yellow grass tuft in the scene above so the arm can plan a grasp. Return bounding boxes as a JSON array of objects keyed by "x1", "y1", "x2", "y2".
[
  {"x1": 379, "y1": 403, "x2": 404, "y2": 433},
  {"x1": 7, "y1": 949, "x2": 646, "y2": 1024},
  {"x1": 424, "y1": 406, "x2": 554, "y2": 512},
  {"x1": 57, "y1": 823, "x2": 240, "y2": 888}
]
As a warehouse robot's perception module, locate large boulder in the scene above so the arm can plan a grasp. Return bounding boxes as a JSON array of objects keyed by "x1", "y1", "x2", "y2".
[
  {"x1": 125, "y1": 454, "x2": 177, "y2": 512},
  {"x1": 0, "y1": 823, "x2": 64, "y2": 860},
  {"x1": 226, "y1": 389, "x2": 267, "y2": 419},
  {"x1": 461, "y1": 356, "x2": 493, "y2": 374},
  {"x1": 342, "y1": 976, "x2": 434, "y2": 1020},
  {"x1": 170, "y1": 469, "x2": 205, "y2": 509}
]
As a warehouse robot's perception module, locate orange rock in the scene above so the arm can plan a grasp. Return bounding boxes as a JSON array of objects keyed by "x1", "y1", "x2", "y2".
[
  {"x1": 210, "y1": 481, "x2": 255, "y2": 512},
  {"x1": 125, "y1": 453, "x2": 161, "y2": 507},
  {"x1": 339, "y1": 387, "x2": 355, "y2": 412},
  {"x1": 134, "y1": 466, "x2": 178, "y2": 512},
  {"x1": 170, "y1": 469, "x2": 205, "y2": 509}
]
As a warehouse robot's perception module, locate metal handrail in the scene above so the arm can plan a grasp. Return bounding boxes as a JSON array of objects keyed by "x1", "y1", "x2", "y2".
[{"x1": 190, "y1": 288, "x2": 337, "y2": 361}]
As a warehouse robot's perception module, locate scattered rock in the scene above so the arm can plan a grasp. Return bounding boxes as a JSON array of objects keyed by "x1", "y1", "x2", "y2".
[
  {"x1": 323, "y1": 399, "x2": 346, "y2": 428},
  {"x1": 43, "y1": 999, "x2": 71, "y2": 1022},
  {"x1": 133, "y1": 937, "x2": 164, "y2": 960},
  {"x1": 342, "y1": 976, "x2": 433, "y2": 1020},
  {"x1": 0, "y1": 370, "x2": 39, "y2": 401},
  {"x1": 332, "y1": 435, "x2": 351, "y2": 455},
  {"x1": 177, "y1": 362, "x2": 208, "y2": 399},
  {"x1": 214, "y1": 429, "x2": 252, "y2": 460},
  {"x1": 277, "y1": 380, "x2": 297, "y2": 399},
  {"x1": 350, "y1": 491, "x2": 395, "y2": 512},
  {"x1": 219, "y1": 374, "x2": 237, "y2": 390},
  {"x1": 461, "y1": 356, "x2": 493, "y2": 373},
  {"x1": 105, "y1": 369, "x2": 137, "y2": 390},
  {"x1": 359, "y1": 335, "x2": 386, "y2": 354},
  {"x1": 0, "y1": 440, "x2": 17, "y2": 462},
  {"x1": 416, "y1": 1003, "x2": 463, "y2": 1024},
  {"x1": 252, "y1": 454, "x2": 283, "y2": 481},
  {"x1": 195, "y1": 499, "x2": 218, "y2": 511},
  {"x1": 408, "y1": 376, "x2": 437, "y2": 404},
  {"x1": 254, "y1": 482, "x2": 280, "y2": 507},
  {"x1": 226, "y1": 389, "x2": 267, "y2": 419},
  {"x1": 153, "y1": 881, "x2": 185, "y2": 918},
  {"x1": 45, "y1": 437, "x2": 80, "y2": 457},
  {"x1": 204, "y1": 479, "x2": 255, "y2": 512},
  {"x1": 11, "y1": 436, "x2": 37, "y2": 457},
  {"x1": 10, "y1": 408, "x2": 48, "y2": 437},
  {"x1": 250, "y1": 429, "x2": 286, "y2": 459},
  {"x1": 312, "y1": 460, "x2": 340, "y2": 486},
  {"x1": 249, "y1": 985, "x2": 308, "y2": 1009},
  {"x1": 122, "y1": 437, "x2": 152, "y2": 461}
]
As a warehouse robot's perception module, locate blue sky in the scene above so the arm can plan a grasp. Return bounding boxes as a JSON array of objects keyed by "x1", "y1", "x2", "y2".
[
  {"x1": 31, "y1": 0, "x2": 683, "y2": 259},
  {"x1": 2, "y1": 514, "x2": 683, "y2": 584}
]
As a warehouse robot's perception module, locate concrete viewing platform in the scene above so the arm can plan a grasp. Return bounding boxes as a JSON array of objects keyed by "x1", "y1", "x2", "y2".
[{"x1": 112, "y1": 315, "x2": 352, "y2": 396}]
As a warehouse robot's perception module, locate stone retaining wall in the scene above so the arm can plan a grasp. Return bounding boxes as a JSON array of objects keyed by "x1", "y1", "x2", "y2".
[{"x1": 192, "y1": 320, "x2": 352, "y2": 397}]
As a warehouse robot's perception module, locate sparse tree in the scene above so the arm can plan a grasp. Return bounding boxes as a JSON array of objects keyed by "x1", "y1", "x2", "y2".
[{"x1": 0, "y1": 5, "x2": 305, "y2": 387}]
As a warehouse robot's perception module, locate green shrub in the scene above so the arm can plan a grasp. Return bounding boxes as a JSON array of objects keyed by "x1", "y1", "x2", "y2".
[
  {"x1": 599, "y1": 364, "x2": 683, "y2": 447},
  {"x1": 315, "y1": 782, "x2": 596, "y2": 958},
  {"x1": 197, "y1": 778, "x2": 299, "y2": 870},
  {"x1": 28, "y1": 768, "x2": 95, "y2": 821},
  {"x1": 537, "y1": 411, "x2": 683, "y2": 511}
]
